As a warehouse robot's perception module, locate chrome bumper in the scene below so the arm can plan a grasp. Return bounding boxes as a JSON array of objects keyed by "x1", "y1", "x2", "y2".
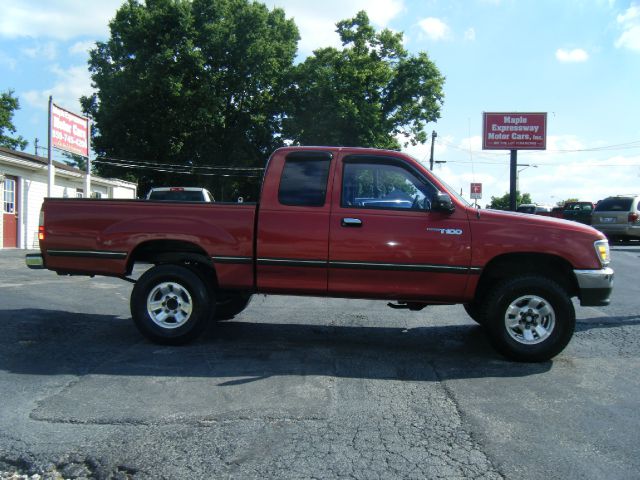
[
  {"x1": 25, "y1": 253, "x2": 44, "y2": 269},
  {"x1": 574, "y1": 267, "x2": 614, "y2": 306}
]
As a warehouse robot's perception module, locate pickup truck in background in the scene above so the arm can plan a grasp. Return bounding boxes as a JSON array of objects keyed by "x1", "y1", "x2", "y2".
[
  {"x1": 146, "y1": 187, "x2": 215, "y2": 202},
  {"x1": 26, "y1": 147, "x2": 614, "y2": 362},
  {"x1": 562, "y1": 201, "x2": 595, "y2": 225}
]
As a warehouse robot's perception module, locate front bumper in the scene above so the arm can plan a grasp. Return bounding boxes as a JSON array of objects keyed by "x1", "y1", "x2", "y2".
[{"x1": 574, "y1": 267, "x2": 614, "y2": 306}]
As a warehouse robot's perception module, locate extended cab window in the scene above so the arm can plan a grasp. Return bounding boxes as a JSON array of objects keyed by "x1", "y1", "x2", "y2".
[
  {"x1": 342, "y1": 160, "x2": 436, "y2": 211},
  {"x1": 278, "y1": 152, "x2": 332, "y2": 207}
]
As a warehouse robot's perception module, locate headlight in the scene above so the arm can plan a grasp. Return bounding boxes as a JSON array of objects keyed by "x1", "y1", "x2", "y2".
[{"x1": 594, "y1": 240, "x2": 610, "y2": 267}]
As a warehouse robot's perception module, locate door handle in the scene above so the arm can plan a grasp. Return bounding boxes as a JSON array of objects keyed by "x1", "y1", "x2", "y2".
[{"x1": 341, "y1": 218, "x2": 362, "y2": 227}]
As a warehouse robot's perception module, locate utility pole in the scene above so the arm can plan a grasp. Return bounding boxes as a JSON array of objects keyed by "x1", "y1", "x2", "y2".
[
  {"x1": 34, "y1": 138, "x2": 38, "y2": 156},
  {"x1": 429, "y1": 130, "x2": 437, "y2": 170}
]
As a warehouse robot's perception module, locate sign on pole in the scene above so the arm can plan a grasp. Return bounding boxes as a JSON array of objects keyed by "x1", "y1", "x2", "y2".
[
  {"x1": 482, "y1": 112, "x2": 547, "y2": 150},
  {"x1": 51, "y1": 103, "x2": 89, "y2": 157},
  {"x1": 470, "y1": 182, "x2": 482, "y2": 200}
]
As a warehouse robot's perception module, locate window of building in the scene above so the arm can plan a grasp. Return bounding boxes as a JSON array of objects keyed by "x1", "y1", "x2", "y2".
[
  {"x1": 278, "y1": 152, "x2": 332, "y2": 207},
  {"x1": 3, "y1": 178, "x2": 15, "y2": 214},
  {"x1": 342, "y1": 161, "x2": 436, "y2": 211}
]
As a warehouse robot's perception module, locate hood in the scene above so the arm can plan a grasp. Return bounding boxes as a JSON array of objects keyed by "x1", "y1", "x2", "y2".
[{"x1": 474, "y1": 208, "x2": 606, "y2": 239}]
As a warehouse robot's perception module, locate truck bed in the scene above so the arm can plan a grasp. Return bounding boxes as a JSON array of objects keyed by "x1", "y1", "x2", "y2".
[{"x1": 41, "y1": 198, "x2": 257, "y2": 289}]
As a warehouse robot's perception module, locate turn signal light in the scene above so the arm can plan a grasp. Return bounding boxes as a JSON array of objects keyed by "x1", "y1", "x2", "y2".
[{"x1": 594, "y1": 240, "x2": 610, "y2": 267}]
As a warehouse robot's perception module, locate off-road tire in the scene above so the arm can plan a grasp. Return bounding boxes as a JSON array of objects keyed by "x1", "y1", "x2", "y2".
[
  {"x1": 130, "y1": 264, "x2": 213, "y2": 345},
  {"x1": 482, "y1": 275, "x2": 575, "y2": 362}
]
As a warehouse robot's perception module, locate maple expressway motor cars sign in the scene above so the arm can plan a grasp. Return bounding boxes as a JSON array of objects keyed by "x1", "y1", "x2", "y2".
[
  {"x1": 482, "y1": 112, "x2": 547, "y2": 150},
  {"x1": 51, "y1": 103, "x2": 89, "y2": 157}
]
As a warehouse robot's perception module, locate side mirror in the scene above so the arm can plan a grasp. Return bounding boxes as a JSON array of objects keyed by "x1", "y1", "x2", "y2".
[{"x1": 432, "y1": 192, "x2": 455, "y2": 214}]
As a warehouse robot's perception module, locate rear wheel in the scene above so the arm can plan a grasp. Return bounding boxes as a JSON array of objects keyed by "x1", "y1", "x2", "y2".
[
  {"x1": 482, "y1": 276, "x2": 575, "y2": 362},
  {"x1": 130, "y1": 264, "x2": 213, "y2": 345}
]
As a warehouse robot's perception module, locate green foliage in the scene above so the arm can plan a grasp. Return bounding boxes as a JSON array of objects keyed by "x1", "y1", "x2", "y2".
[
  {"x1": 556, "y1": 198, "x2": 578, "y2": 207},
  {"x1": 0, "y1": 90, "x2": 28, "y2": 151},
  {"x1": 283, "y1": 11, "x2": 445, "y2": 149},
  {"x1": 61, "y1": 151, "x2": 87, "y2": 171},
  {"x1": 82, "y1": 3, "x2": 445, "y2": 198},
  {"x1": 82, "y1": 0, "x2": 299, "y2": 197},
  {"x1": 489, "y1": 191, "x2": 532, "y2": 210}
]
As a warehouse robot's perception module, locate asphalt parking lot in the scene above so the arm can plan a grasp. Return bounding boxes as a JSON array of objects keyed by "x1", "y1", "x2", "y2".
[{"x1": 1, "y1": 244, "x2": 639, "y2": 479}]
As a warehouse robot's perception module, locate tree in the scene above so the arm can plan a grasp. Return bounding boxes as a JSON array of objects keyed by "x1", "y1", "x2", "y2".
[
  {"x1": 488, "y1": 191, "x2": 532, "y2": 210},
  {"x1": 556, "y1": 198, "x2": 578, "y2": 207},
  {"x1": 81, "y1": 0, "x2": 299, "y2": 197},
  {"x1": 283, "y1": 11, "x2": 445, "y2": 149},
  {"x1": 0, "y1": 89, "x2": 28, "y2": 151}
]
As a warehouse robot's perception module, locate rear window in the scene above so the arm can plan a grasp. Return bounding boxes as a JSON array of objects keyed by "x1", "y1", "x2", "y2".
[
  {"x1": 149, "y1": 191, "x2": 205, "y2": 201},
  {"x1": 595, "y1": 198, "x2": 633, "y2": 212},
  {"x1": 278, "y1": 152, "x2": 332, "y2": 207}
]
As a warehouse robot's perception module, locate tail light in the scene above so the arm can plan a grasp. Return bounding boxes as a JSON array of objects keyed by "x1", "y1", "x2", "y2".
[
  {"x1": 38, "y1": 210, "x2": 45, "y2": 241},
  {"x1": 629, "y1": 212, "x2": 639, "y2": 223}
]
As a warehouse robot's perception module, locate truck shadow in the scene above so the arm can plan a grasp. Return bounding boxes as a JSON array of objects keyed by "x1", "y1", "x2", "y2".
[
  {"x1": 0, "y1": 308, "x2": 559, "y2": 383},
  {"x1": 4, "y1": 310, "x2": 637, "y2": 383}
]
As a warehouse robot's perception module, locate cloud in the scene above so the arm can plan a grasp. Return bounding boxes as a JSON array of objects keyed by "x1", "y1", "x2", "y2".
[
  {"x1": 615, "y1": 4, "x2": 640, "y2": 51},
  {"x1": 464, "y1": 28, "x2": 476, "y2": 41},
  {"x1": 418, "y1": 17, "x2": 451, "y2": 41},
  {"x1": 266, "y1": 0, "x2": 405, "y2": 56},
  {"x1": 0, "y1": 0, "x2": 121, "y2": 40},
  {"x1": 21, "y1": 41, "x2": 57, "y2": 60},
  {"x1": 555, "y1": 48, "x2": 589, "y2": 62},
  {"x1": 0, "y1": 51, "x2": 17, "y2": 70},
  {"x1": 23, "y1": 64, "x2": 92, "y2": 114},
  {"x1": 69, "y1": 40, "x2": 95, "y2": 56}
]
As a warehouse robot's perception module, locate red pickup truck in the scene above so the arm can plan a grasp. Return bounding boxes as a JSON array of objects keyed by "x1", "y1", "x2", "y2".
[{"x1": 26, "y1": 147, "x2": 614, "y2": 362}]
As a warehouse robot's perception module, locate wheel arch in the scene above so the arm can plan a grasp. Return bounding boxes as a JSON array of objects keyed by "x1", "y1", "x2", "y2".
[
  {"x1": 127, "y1": 239, "x2": 218, "y2": 286},
  {"x1": 475, "y1": 253, "x2": 578, "y2": 303}
]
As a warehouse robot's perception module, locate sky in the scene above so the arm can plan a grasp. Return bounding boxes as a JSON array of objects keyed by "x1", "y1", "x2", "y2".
[{"x1": 1, "y1": 0, "x2": 639, "y2": 205}]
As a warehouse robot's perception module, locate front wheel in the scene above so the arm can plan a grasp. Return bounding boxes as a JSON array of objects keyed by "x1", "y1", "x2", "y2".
[
  {"x1": 130, "y1": 264, "x2": 214, "y2": 345},
  {"x1": 482, "y1": 276, "x2": 575, "y2": 362}
]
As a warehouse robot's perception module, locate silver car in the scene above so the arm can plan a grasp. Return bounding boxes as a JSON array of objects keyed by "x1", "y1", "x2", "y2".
[{"x1": 592, "y1": 195, "x2": 640, "y2": 240}]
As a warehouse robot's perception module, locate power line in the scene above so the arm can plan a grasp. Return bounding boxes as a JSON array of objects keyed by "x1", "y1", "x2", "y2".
[
  {"x1": 92, "y1": 158, "x2": 262, "y2": 177},
  {"x1": 95, "y1": 155, "x2": 265, "y2": 171}
]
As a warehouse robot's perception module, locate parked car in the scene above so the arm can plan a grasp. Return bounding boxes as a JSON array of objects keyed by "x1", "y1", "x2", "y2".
[
  {"x1": 146, "y1": 187, "x2": 214, "y2": 202},
  {"x1": 516, "y1": 204, "x2": 552, "y2": 216},
  {"x1": 550, "y1": 206, "x2": 564, "y2": 219},
  {"x1": 592, "y1": 195, "x2": 640, "y2": 241},
  {"x1": 562, "y1": 201, "x2": 595, "y2": 225}
]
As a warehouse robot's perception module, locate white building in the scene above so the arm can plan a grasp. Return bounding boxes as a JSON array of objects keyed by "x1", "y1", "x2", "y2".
[{"x1": 1, "y1": 146, "x2": 137, "y2": 249}]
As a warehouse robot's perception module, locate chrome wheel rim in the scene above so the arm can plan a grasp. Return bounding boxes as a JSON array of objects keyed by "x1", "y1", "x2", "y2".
[
  {"x1": 505, "y1": 295, "x2": 555, "y2": 345},
  {"x1": 147, "y1": 282, "x2": 193, "y2": 329}
]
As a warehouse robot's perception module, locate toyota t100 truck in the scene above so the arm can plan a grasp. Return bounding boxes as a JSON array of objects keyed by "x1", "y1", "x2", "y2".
[{"x1": 26, "y1": 147, "x2": 614, "y2": 362}]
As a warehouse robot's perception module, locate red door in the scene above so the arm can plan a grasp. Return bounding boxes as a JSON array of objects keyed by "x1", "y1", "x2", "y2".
[
  {"x1": 256, "y1": 150, "x2": 335, "y2": 295},
  {"x1": 3, "y1": 176, "x2": 18, "y2": 248},
  {"x1": 328, "y1": 154, "x2": 472, "y2": 301}
]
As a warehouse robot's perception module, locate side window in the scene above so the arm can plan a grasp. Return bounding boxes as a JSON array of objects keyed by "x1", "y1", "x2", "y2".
[
  {"x1": 278, "y1": 153, "x2": 332, "y2": 207},
  {"x1": 341, "y1": 161, "x2": 436, "y2": 211}
]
